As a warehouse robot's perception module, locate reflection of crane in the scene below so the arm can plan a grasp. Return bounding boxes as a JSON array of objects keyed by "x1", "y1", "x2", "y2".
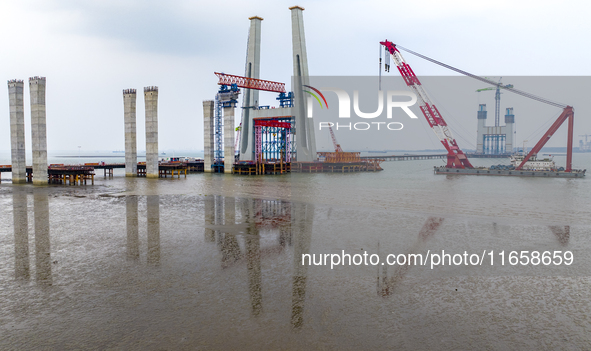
[
  {"x1": 476, "y1": 78, "x2": 513, "y2": 127},
  {"x1": 328, "y1": 125, "x2": 343, "y2": 152}
]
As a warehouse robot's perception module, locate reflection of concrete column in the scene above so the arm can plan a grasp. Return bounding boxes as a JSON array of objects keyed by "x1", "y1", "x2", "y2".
[
  {"x1": 203, "y1": 100, "x2": 215, "y2": 172},
  {"x1": 34, "y1": 190, "x2": 51, "y2": 283},
  {"x1": 13, "y1": 188, "x2": 29, "y2": 279},
  {"x1": 8, "y1": 79, "x2": 27, "y2": 183},
  {"x1": 291, "y1": 201, "x2": 313, "y2": 328},
  {"x1": 147, "y1": 195, "x2": 160, "y2": 265},
  {"x1": 144, "y1": 87, "x2": 159, "y2": 179},
  {"x1": 223, "y1": 107, "x2": 235, "y2": 173},
  {"x1": 214, "y1": 195, "x2": 223, "y2": 243},
  {"x1": 123, "y1": 89, "x2": 137, "y2": 177},
  {"x1": 204, "y1": 195, "x2": 215, "y2": 242},
  {"x1": 126, "y1": 195, "x2": 139, "y2": 260},
  {"x1": 220, "y1": 197, "x2": 240, "y2": 267},
  {"x1": 246, "y1": 223, "x2": 262, "y2": 315},
  {"x1": 29, "y1": 77, "x2": 48, "y2": 185}
]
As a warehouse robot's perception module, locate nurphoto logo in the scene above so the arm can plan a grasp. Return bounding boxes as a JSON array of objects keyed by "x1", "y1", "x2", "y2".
[{"x1": 305, "y1": 85, "x2": 419, "y2": 131}]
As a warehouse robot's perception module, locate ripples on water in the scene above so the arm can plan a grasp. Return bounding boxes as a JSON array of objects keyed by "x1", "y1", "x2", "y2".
[{"x1": 1, "y1": 155, "x2": 590, "y2": 349}]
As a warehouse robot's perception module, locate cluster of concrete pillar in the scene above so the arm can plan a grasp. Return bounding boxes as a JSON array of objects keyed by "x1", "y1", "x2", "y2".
[
  {"x1": 8, "y1": 77, "x2": 48, "y2": 185},
  {"x1": 122, "y1": 86, "x2": 159, "y2": 178}
]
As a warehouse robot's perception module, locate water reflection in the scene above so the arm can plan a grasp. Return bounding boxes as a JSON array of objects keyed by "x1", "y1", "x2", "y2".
[
  {"x1": 377, "y1": 217, "x2": 444, "y2": 297},
  {"x1": 219, "y1": 197, "x2": 240, "y2": 268},
  {"x1": 126, "y1": 195, "x2": 139, "y2": 260},
  {"x1": 12, "y1": 187, "x2": 29, "y2": 279},
  {"x1": 291, "y1": 201, "x2": 313, "y2": 328},
  {"x1": 204, "y1": 195, "x2": 299, "y2": 320},
  {"x1": 549, "y1": 225, "x2": 570, "y2": 246},
  {"x1": 147, "y1": 195, "x2": 160, "y2": 265},
  {"x1": 34, "y1": 190, "x2": 52, "y2": 284},
  {"x1": 204, "y1": 195, "x2": 215, "y2": 242}
]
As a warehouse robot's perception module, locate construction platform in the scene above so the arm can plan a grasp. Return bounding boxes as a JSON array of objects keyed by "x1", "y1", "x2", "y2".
[
  {"x1": 0, "y1": 161, "x2": 193, "y2": 184},
  {"x1": 137, "y1": 162, "x2": 188, "y2": 178},
  {"x1": 233, "y1": 161, "x2": 290, "y2": 175},
  {"x1": 292, "y1": 161, "x2": 382, "y2": 173},
  {"x1": 434, "y1": 166, "x2": 586, "y2": 178},
  {"x1": 361, "y1": 153, "x2": 509, "y2": 162},
  {"x1": 48, "y1": 165, "x2": 95, "y2": 185}
]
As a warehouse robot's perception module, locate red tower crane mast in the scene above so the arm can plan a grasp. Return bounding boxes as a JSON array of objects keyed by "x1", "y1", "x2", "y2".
[{"x1": 380, "y1": 40, "x2": 473, "y2": 169}]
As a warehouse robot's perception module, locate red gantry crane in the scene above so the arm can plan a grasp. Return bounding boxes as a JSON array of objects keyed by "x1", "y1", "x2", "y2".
[{"x1": 380, "y1": 40, "x2": 576, "y2": 172}]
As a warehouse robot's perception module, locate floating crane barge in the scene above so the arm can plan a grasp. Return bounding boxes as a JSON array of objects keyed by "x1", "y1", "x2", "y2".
[{"x1": 380, "y1": 40, "x2": 585, "y2": 178}]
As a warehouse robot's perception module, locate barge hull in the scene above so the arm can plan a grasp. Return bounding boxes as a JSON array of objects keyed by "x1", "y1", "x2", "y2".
[{"x1": 434, "y1": 166, "x2": 586, "y2": 178}]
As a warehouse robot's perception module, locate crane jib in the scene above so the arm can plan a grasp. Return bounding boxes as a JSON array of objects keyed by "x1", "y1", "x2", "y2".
[{"x1": 380, "y1": 39, "x2": 473, "y2": 169}]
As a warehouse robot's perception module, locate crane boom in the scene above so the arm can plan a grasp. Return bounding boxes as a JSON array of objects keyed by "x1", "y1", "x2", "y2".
[
  {"x1": 380, "y1": 40, "x2": 473, "y2": 169},
  {"x1": 328, "y1": 125, "x2": 343, "y2": 152}
]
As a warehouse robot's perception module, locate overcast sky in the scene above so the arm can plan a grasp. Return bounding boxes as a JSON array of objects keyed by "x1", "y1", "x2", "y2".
[{"x1": 1, "y1": 0, "x2": 590, "y2": 153}]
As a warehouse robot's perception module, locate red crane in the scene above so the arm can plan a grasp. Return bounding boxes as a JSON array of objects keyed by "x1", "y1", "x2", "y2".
[
  {"x1": 214, "y1": 72, "x2": 286, "y2": 93},
  {"x1": 329, "y1": 125, "x2": 343, "y2": 152},
  {"x1": 380, "y1": 40, "x2": 473, "y2": 169},
  {"x1": 380, "y1": 41, "x2": 575, "y2": 172}
]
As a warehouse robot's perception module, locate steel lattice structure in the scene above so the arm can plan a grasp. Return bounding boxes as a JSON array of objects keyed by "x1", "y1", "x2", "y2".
[
  {"x1": 215, "y1": 72, "x2": 286, "y2": 93},
  {"x1": 213, "y1": 94, "x2": 223, "y2": 168},
  {"x1": 254, "y1": 117, "x2": 293, "y2": 163}
]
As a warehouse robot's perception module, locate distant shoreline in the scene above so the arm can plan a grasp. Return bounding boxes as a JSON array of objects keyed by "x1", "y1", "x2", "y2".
[{"x1": 55, "y1": 155, "x2": 148, "y2": 158}]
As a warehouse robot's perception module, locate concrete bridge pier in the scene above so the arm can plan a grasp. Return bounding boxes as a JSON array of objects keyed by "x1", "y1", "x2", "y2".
[
  {"x1": 123, "y1": 89, "x2": 137, "y2": 177},
  {"x1": 8, "y1": 79, "x2": 26, "y2": 184},
  {"x1": 144, "y1": 86, "x2": 159, "y2": 178},
  {"x1": 29, "y1": 77, "x2": 48, "y2": 185}
]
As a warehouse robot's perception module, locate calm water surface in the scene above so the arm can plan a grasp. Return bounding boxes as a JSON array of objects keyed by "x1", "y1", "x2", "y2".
[{"x1": 1, "y1": 155, "x2": 591, "y2": 349}]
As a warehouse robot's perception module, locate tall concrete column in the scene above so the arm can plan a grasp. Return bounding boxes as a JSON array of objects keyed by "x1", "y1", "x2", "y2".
[
  {"x1": 239, "y1": 16, "x2": 263, "y2": 161},
  {"x1": 203, "y1": 100, "x2": 215, "y2": 172},
  {"x1": 123, "y1": 89, "x2": 137, "y2": 177},
  {"x1": 290, "y1": 6, "x2": 316, "y2": 161},
  {"x1": 8, "y1": 80, "x2": 26, "y2": 183},
  {"x1": 505, "y1": 108, "x2": 515, "y2": 153},
  {"x1": 476, "y1": 104, "x2": 487, "y2": 153},
  {"x1": 29, "y1": 77, "x2": 48, "y2": 185},
  {"x1": 144, "y1": 86, "x2": 159, "y2": 178},
  {"x1": 223, "y1": 106, "x2": 235, "y2": 173}
]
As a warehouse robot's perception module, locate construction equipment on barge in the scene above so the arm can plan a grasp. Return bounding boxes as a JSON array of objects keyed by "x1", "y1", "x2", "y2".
[{"x1": 379, "y1": 40, "x2": 585, "y2": 177}]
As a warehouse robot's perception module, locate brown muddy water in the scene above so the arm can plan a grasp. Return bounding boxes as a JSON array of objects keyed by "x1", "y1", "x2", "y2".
[{"x1": 1, "y1": 157, "x2": 591, "y2": 350}]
